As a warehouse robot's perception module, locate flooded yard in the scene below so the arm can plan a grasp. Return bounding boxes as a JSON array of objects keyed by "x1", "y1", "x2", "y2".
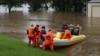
[{"x1": 0, "y1": 5, "x2": 100, "y2": 56}]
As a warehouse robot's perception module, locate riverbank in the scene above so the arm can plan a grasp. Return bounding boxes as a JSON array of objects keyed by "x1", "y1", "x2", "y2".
[{"x1": 0, "y1": 34, "x2": 64, "y2": 56}]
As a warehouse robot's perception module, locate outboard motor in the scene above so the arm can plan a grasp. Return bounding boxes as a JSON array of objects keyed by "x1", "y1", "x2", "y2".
[
  {"x1": 73, "y1": 24, "x2": 81, "y2": 35},
  {"x1": 68, "y1": 24, "x2": 75, "y2": 35},
  {"x1": 68, "y1": 28, "x2": 74, "y2": 35},
  {"x1": 73, "y1": 28, "x2": 79, "y2": 35}
]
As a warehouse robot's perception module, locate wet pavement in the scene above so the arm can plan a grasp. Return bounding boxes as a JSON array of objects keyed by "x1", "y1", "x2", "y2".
[{"x1": 0, "y1": 5, "x2": 100, "y2": 56}]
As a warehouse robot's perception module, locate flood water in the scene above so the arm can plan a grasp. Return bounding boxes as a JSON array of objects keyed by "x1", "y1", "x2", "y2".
[{"x1": 0, "y1": 5, "x2": 100, "y2": 56}]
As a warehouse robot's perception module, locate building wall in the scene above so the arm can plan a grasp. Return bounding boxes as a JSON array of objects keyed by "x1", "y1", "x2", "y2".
[{"x1": 87, "y1": 3, "x2": 100, "y2": 17}]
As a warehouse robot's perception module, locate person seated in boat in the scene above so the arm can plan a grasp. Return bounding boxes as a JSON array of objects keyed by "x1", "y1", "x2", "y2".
[
  {"x1": 61, "y1": 23, "x2": 69, "y2": 32},
  {"x1": 42, "y1": 29, "x2": 54, "y2": 51},
  {"x1": 62, "y1": 29, "x2": 72, "y2": 39}
]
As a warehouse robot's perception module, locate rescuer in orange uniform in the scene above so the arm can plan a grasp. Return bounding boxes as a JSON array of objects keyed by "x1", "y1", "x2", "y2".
[
  {"x1": 34, "y1": 25, "x2": 42, "y2": 47},
  {"x1": 62, "y1": 29, "x2": 72, "y2": 39},
  {"x1": 35, "y1": 31, "x2": 41, "y2": 47},
  {"x1": 27, "y1": 24, "x2": 34, "y2": 46},
  {"x1": 42, "y1": 30, "x2": 54, "y2": 51}
]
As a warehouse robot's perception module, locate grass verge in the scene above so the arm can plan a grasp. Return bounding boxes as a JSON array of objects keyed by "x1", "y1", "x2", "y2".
[{"x1": 0, "y1": 34, "x2": 64, "y2": 56}]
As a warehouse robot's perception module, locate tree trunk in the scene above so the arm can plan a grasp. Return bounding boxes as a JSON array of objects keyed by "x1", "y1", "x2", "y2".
[{"x1": 8, "y1": 6, "x2": 12, "y2": 13}]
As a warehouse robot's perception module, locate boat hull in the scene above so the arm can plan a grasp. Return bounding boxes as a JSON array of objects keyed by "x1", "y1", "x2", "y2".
[{"x1": 53, "y1": 34, "x2": 86, "y2": 47}]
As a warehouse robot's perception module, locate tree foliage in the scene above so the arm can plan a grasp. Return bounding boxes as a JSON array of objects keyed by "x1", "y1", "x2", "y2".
[
  {"x1": 26, "y1": 0, "x2": 90, "y2": 12},
  {"x1": 51, "y1": 0, "x2": 91, "y2": 12},
  {"x1": 26, "y1": 0, "x2": 51, "y2": 11},
  {"x1": 0, "y1": 0, "x2": 91, "y2": 12},
  {"x1": 26, "y1": 0, "x2": 41, "y2": 11},
  {"x1": 0, "y1": 0, "x2": 25, "y2": 12}
]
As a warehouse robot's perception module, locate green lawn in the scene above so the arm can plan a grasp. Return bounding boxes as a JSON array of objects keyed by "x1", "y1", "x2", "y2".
[{"x1": 0, "y1": 34, "x2": 64, "y2": 56}]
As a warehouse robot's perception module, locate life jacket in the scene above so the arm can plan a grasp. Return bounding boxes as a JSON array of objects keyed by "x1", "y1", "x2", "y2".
[
  {"x1": 46, "y1": 31, "x2": 54, "y2": 41},
  {"x1": 63, "y1": 30, "x2": 72, "y2": 39},
  {"x1": 42, "y1": 35, "x2": 52, "y2": 46},
  {"x1": 38, "y1": 26, "x2": 42, "y2": 32},
  {"x1": 27, "y1": 26, "x2": 34, "y2": 37},
  {"x1": 36, "y1": 31, "x2": 41, "y2": 39}
]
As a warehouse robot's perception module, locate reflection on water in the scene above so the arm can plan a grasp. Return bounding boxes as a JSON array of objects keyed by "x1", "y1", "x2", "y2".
[{"x1": 0, "y1": 5, "x2": 100, "y2": 56}]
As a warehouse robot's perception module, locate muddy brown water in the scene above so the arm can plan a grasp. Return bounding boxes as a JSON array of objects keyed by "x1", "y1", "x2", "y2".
[{"x1": 0, "y1": 5, "x2": 100, "y2": 56}]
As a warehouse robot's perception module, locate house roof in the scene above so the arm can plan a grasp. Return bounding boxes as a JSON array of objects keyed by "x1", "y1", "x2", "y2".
[{"x1": 89, "y1": 0, "x2": 100, "y2": 3}]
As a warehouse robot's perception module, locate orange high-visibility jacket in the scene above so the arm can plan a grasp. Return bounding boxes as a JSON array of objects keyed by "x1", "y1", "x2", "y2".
[
  {"x1": 46, "y1": 31, "x2": 54, "y2": 41},
  {"x1": 27, "y1": 26, "x2": 34, "y2": 37},
  {"x1": 36, "y1": 31, "x2": 41, "y2": 39},
  {"x1": 63, "y1": 30, "x2": 72, "y2": 39},
  {"x1": 42, "y1": 35, "x2": 54, "y2": 51}
]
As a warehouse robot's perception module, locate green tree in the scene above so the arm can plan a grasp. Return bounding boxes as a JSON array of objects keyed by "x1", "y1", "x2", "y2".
[
  {"x1": 51, "y1": 0, "x2": 91, "y2": 12},
  {"x1": 41, "y1": 0, "x2": 51, "y2": 10},
  {"x1": 26, "y1": 0, "x2": 51, "y2": 11},
  {"x1": 51, "y1": 0, "x2": 68, "y2": 11},
  {"x1": 26, "y1": 0, "x2": 42, "y2": 11},
  {"x1": 0, "y1": 0, "x2": 25, "y2": 12}
]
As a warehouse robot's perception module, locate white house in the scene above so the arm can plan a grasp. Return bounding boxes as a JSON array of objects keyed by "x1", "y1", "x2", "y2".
[{"x1": 87, "y1": 0, "x2": 100, "y2": 17}]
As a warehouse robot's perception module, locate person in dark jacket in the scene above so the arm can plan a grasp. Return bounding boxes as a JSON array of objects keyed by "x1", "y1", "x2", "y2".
[{"x1": 41, "y1": 26, "x2": 46, "y2": 41}]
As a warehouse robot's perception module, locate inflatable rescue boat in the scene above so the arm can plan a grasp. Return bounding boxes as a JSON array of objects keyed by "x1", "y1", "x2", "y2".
[{"x1": 53, "y1": 32, "x2": 86, "y2": 47}]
